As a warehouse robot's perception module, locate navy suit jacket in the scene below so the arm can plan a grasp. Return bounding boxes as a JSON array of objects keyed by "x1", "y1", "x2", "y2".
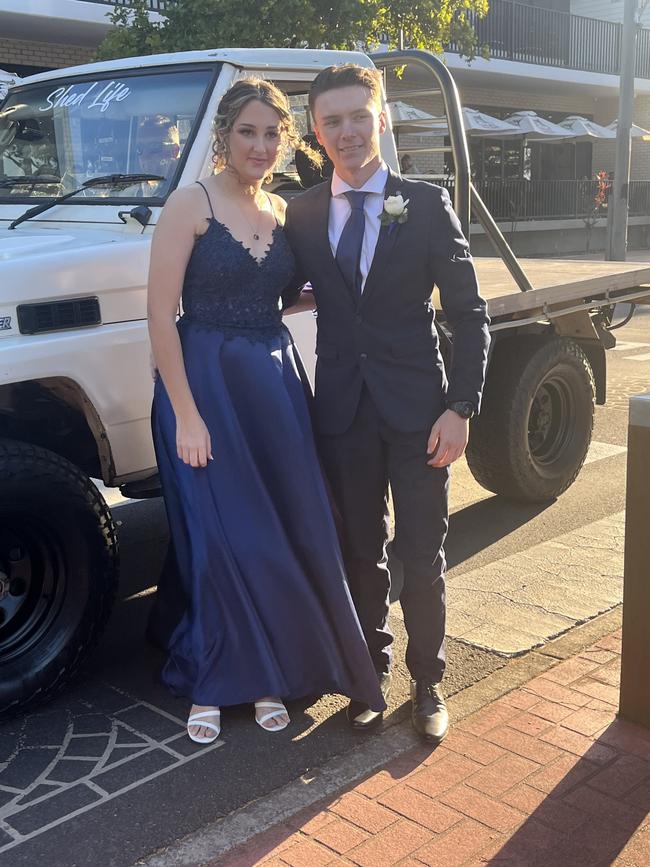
[{"x1": 284, "y1": 169, "x2": 491, "y2": 436}]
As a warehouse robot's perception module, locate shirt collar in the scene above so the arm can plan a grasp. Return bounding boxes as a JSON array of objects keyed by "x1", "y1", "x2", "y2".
[{"x1": 331, "y1": 162, "x2": 389, "y2": 199}]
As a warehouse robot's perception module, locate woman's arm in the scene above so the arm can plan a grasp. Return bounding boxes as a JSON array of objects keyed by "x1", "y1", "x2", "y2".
[{"x1": 147, "y1": 186, "x2": 212, "y2": 467}]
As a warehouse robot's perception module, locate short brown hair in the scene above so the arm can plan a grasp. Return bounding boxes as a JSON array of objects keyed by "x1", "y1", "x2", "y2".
[{"x1": 309, "y1": 64, "x2": 383, "y2": 118}]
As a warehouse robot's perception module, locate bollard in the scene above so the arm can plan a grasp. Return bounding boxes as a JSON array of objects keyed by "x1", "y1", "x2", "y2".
[{"x1": 619, "y1": 392, "x2": 650, "y2": 729}]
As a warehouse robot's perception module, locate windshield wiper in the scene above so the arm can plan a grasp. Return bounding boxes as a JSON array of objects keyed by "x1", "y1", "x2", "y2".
[
  {"x1": 0, "y1": 175, "x2": 61, "y2": 188},
  {"x1": 8, "y1": 173, "x2": 165, "y2": 230}
]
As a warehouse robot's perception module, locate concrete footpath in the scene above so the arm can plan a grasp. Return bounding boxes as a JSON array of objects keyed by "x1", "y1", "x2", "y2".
[{"x1": 143, "y1": 610, "x2": 650, "y2": 867}]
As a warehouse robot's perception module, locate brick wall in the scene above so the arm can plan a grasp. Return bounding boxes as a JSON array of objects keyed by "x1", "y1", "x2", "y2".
[
  {"x1": 592, "y1": 96, "x2": 650, "y2": 180},
  {"x1": 0, "y1": 37, "x2": 95, "y2": 72},
  {"x1": 458, "y1": 86, "x2": 593, "y2": 115},
  {"x1": 592, "y1": 96, "x2": 617, "y2": 175},
  {"x1": 630, "y1": 96, "x2": 650, "y2": 180}
]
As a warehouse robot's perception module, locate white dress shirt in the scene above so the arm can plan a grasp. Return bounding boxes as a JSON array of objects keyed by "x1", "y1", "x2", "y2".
[{"x1": 329, "y1": 162, "x2": 389, "y2": 293}]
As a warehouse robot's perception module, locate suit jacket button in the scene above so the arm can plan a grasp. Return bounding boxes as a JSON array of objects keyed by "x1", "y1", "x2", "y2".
[
  {"x1": 356, "y1": 315, "x2": 362, "y2": 324},
  {"x1": 360, "y1": 353, "x2": 368, "y2": 361}
]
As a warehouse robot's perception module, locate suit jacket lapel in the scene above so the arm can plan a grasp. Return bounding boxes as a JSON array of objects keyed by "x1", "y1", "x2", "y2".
[{"x1": 361, "y1": 168, "x2": 403, "y2": 308}]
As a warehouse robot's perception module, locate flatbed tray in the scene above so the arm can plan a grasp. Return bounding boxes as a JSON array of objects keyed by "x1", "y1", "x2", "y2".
[{"x1": 471, "y1": 258, "x2": 650, "y2": 320}]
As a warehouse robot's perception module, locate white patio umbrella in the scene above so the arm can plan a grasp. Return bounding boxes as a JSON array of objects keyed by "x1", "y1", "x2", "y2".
[
  {"x1": 387, "y1": 101, "x2": 439, "y2": 132},
  {"x1": 558, "y1": 115, "x2": 616, "y2": 142},
  {"x1": 462, "y1": 108, "x2": 521, "y2": 137},
  {"x1": 503, "y1": 110, "x2": 573, "y2": 141},
  {"x1": 606, "y1": 120, "x2": 650, "y2": 139},
  {"x1": 393, "y1": 108, "x2": 520, "y2": 138}
]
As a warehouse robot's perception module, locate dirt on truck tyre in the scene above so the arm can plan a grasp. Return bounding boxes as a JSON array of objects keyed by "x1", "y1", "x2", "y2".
[
  {"x1": 0, "y1": 439, "x2": 118, "y2": 716},
  {"x1": 466, "y1": 335, "x2": 596, "y2": 503}
]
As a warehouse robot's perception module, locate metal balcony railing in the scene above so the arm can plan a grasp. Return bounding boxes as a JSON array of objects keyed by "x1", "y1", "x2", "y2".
[
  {"x1": 435, "y1": 179, "x2": 650, "y2": 223},
  {"x1": 447, "y1": 0, "x2": 650, "y2": 80},
  {"x1": 79, "y1": 0, "x2": 171, "y2": 11}
]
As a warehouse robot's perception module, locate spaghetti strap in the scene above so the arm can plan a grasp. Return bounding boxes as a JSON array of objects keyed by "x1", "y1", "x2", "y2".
[
  {"x1": 196, "y1": 180, "x2": 215, "y2": 219},
  {"x1": 265, "y1": 192, "x2": 278, "y2": 227}
]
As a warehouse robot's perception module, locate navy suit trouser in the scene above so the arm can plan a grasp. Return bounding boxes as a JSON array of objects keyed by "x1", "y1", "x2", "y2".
[{"x1": 317, "y1": 387, "x2": 449, "y2": 683}]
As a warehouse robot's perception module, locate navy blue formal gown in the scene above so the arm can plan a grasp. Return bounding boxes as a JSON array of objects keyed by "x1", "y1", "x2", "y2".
[{"x1": 151, "y1": 189, "x2": 385, "y2": 713}]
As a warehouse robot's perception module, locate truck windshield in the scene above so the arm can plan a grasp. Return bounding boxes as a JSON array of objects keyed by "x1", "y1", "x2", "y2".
[{"x1": 0, "y1": 67, "x2": 215, "y2": 202}]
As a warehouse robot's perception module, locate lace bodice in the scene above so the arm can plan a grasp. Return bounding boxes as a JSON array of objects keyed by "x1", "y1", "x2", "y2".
[{"x1": 180, "y1": 214, "x2": 296, "y2": 341}]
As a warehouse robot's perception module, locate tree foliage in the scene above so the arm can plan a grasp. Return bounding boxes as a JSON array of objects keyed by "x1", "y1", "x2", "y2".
[
  {"x1": 95, "y1": 1, "x2": 164, "y2": 61},
  {"x1": 95, "y1": 0, "x2": 489, "y2": 62}
]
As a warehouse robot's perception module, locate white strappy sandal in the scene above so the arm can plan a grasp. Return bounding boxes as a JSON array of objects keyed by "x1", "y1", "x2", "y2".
[
  {"x1": 187, "y1": 708, "x2": 221, "y2": 744},
  {"x1": 254, "y1": 700, "x2": 290, "y2": 732}
]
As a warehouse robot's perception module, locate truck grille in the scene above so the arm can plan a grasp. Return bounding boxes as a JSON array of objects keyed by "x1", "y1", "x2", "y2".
[{"x1": 17, "y1": 298, "x2": 101, "y2": 334}]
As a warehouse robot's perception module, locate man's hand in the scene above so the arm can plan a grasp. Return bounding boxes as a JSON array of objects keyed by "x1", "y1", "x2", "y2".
[
  {"x1": 427, "y1": 409, "x2": 469, "y2": 468},
  {"x1": 282, "y1": 287, "x2": 315, "y2": 315}
]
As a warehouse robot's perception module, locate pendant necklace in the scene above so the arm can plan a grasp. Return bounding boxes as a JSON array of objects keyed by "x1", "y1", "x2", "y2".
[{"x1": 239, "y1": 193, "x2": 264, "y2": 241}]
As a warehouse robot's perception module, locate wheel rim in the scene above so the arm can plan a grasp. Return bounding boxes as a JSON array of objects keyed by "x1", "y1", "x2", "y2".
[
  {"x1": 528, "y1": 374, "x2": 574, "y2": 466},
  {"x1": 0, "y1": 518, "x2": 66, "y2": 661}
]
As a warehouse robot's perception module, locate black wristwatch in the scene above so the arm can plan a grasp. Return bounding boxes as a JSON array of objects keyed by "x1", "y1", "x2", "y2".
[{"x1": 447, "y1": 400, "x2": 476, "y2": 420}]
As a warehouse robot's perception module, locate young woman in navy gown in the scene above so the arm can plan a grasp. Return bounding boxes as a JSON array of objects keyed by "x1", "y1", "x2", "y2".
[{"x1": 148, "y1": 78, "x2": 385, "y2": 743}]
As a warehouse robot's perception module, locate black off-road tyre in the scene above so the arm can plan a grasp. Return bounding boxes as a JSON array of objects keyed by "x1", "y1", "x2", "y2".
[
  {"x1": 0, "y1": 439, "x2": 118, "y2": 716},
  {"x1": 466, "y1": 336, "x2": 596, "y2": 502}
]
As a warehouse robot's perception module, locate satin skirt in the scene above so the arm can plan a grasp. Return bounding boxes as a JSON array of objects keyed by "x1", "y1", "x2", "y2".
[{"x1": 151, "y1": 319, "x2": 385, "y2": 711}]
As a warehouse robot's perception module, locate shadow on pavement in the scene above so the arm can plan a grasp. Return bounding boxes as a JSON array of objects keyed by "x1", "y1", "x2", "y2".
[
  {"x1": 483, "y1": 718, "x2": 650, "y2": 865},
  {"x1": 446, "y1": 496, "x2": 551, "y2": 569},
  {"x1": 388, "y1": 495, "x2": 551, "y2": 602}
]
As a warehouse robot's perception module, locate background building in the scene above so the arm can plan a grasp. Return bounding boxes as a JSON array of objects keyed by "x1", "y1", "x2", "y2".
[
  {"x1": 392, "y1": 0, "x2": 650, "y2": 253},
  {"x1": 2, "y1": 0, "x2": 647, "y2": 253},
  {"x1": 572, "y1": 0, "x2": 650, "y2": 28},
  {"x1": 0, "y1": 0, "x2": 164, "y2": 76}
]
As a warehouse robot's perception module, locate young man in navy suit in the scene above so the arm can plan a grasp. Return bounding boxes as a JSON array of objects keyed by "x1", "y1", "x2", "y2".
[{"x1": 284, "y1": 65, "x2": 490, "y2": 742}]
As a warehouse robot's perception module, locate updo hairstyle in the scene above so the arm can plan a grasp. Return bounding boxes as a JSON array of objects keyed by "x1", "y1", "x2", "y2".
[{"x1": 212, "y1": 77, "x2": 322, "y2": 184}]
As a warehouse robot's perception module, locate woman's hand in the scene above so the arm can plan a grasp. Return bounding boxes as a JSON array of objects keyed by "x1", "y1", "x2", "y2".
[{"x1": 176, "y1": 411, "x2": 213, "y2": 467}]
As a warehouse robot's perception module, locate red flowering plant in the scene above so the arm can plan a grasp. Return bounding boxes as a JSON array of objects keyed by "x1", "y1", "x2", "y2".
[
  {"x1": 584, "y1": 170, "x2": 611, "y2": 253},
  {"x1": 594, "y1": 170, "x2": 611, "y2": 210}
]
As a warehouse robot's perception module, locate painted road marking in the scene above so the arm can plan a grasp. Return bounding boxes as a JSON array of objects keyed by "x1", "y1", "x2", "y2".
[
  {"x1": 0, "y1": 689, "x2": 222, "y2": 854},
  {"x1": 622, "y1": 351, "x2": 650, "y2": 362},
  {"x1": 450, "y1": 440, "x2": 626, "y2": 513},
  {"x1": 583, "y1": 441, "x2": 627, "y2": 465},
  {"x1": 611, "y1": 341, "x2": 650, "y2": 351}
]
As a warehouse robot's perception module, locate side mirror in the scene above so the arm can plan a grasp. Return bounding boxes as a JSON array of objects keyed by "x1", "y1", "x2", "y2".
[{"x1": 118, "y1": 205, "x2": 152, "y2": 227}]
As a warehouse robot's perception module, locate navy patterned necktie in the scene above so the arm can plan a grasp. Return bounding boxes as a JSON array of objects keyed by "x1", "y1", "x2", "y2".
[{"x1": 335, "y1": 190, "x2": 369, "y2": 299}]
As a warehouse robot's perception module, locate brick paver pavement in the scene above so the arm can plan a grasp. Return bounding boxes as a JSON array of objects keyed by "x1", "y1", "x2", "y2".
[{"x1": 215, "y1": 631, "x2": 650, "y2": 867}]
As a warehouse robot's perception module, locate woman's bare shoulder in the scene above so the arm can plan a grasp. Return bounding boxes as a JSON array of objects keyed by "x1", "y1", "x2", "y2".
[
  {"x1": 167, "y1": 181, "x2": 212, "y2": 210},
  {"x1": 160, "y1": 181, "x2": 213, "y2": 235}
]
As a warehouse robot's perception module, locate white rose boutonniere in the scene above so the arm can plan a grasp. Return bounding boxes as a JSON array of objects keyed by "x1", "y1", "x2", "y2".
[{"x1": 380, "y1": 192, "x2": 409, "y2": 233}]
